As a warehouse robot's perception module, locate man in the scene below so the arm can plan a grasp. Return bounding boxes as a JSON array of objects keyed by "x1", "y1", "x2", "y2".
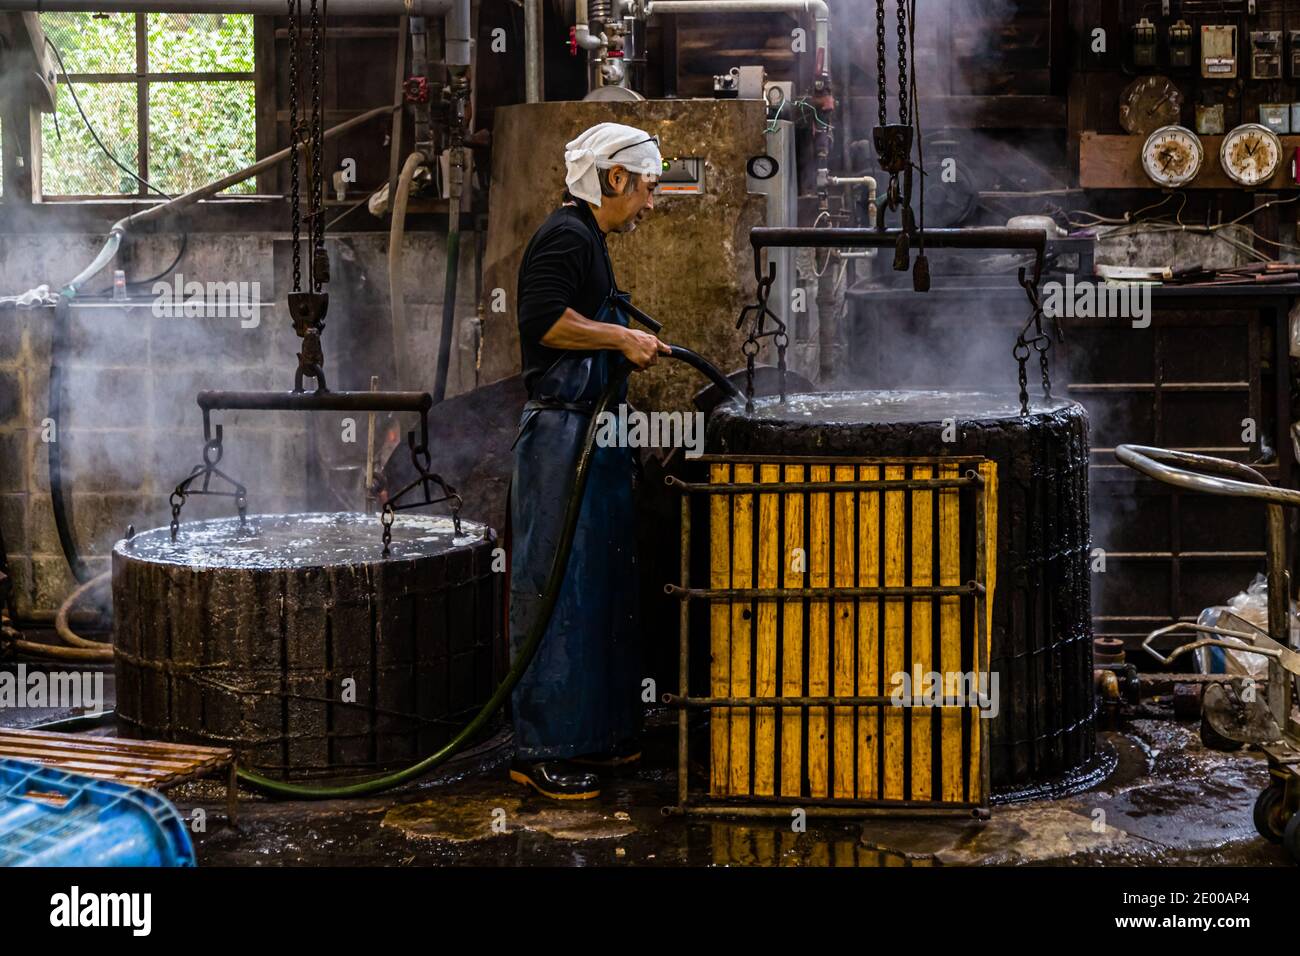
[{"x1": 508, "y1": 122, "x2": 670, "y2": 800}]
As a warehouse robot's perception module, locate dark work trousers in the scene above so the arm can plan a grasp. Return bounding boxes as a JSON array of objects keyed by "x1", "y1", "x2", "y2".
[{"x1": 508, "y1": 304, "x2": 643, "y2": 760}]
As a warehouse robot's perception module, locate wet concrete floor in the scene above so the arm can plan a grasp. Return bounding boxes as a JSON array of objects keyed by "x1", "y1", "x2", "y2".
[
  {"x1": 177, "y1": 710, "x2": 1289, "y2": 867},
  {"x1": 1, "y1": 655, "x2": 1290, "y2": 866}
]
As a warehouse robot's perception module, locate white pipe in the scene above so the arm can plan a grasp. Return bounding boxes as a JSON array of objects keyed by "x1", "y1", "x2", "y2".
[
  {"x1": 0, "y1": 0, "x2": 450, "y2": 11},
  {"x1": 646, "y1": 0, "x2": 829, "y2": 74},
  {"x1": 828, "y1": 174, "x2": 876, "y2": 226},
  {"x1": 388, "y1": 151, "x2": 426, "y2": 388}
]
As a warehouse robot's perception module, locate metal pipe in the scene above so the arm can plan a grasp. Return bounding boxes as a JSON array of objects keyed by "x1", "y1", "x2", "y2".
[
  {"x1": 434, "y1": 144, "x2": 465, "y2": 403},
  {"x1": 1114, "y1": 444, "x2": 1300, "y2": 508},
  {"x1": 646, "y1": 0, "x2": 829, "y2": 75},
  {"x1": 63, "y1": 103, "x2": 399, "y2": 297},
  {"x1": 666, "y1": 476, "x2": 978, "y2": 493},
  {"x1": 665, "y1": 584, "x2": 980, "y2": 599},
  {"x1": 677, "y1": 492, "x2": 690, "y2": 809},
  {"x1": 574, "y1": 0, "x2": 604, "y2": 51},
  {"x1": 753, "y1": 226, "x2": 1048, "y2": 295},
  {"x1": 524, "y1": 0, "x2": 543, "y2": 102},
  {"x1": 132, "y1": 103, "x2": 400, "y2": 229},
  {"x1": 663, "y1": 694, "x2": 979, "y2": 708},
  {"x1": 0, "y1": 0, "x2": 449, "y2": 11},
  {"x1": 198, "y1": 390, "x2": 433, "y2": 412},
  {"x1": 663, "y1": 803, "x2": 985, "y2": 819},
  {"x1": 444, "y1": 0, "x2": 472, "y2": 66},
  {"x1": 751, "y1": 226, "x2": 1047, "y2": 254}
]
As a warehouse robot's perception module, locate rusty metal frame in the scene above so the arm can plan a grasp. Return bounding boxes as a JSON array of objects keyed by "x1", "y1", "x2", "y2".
[{"x1": 663, "y1": 453, "x2": 994, "y2": 821}]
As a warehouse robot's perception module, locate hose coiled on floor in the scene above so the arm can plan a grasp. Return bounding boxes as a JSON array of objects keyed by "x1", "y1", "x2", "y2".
[
  {"x1": 238, "y1": 360, "x2": 631, "y2": 798},
  {"x1": 237, "y1": 347, "x2": 741, "y2": 799}
]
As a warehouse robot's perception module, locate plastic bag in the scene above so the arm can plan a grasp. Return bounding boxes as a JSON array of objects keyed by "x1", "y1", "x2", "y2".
[{"x1": 1195, "y1": 573, "x2": 1298, "y2": 677}]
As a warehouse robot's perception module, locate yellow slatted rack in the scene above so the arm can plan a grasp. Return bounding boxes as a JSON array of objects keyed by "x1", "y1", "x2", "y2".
[{"x1": 666, "y1": 454, "x2": 998, "y2": 819}]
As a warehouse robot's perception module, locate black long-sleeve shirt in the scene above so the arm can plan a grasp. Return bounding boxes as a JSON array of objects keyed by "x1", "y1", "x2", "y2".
[{"x1": 516, "y1": 200, "x2": 615, "y2": 397}]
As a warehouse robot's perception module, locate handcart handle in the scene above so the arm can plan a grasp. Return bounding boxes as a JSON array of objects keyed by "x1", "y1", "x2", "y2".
[
  {"x1": 1140, "y1": 621, "x2": 1283, "y2": 667},
  {"x1": 1117, "y1": 444, "x2": 1298, "y2": 665},
  {"x1": 1114, "y1": 444, "x2": 1300, "y2": 508}
]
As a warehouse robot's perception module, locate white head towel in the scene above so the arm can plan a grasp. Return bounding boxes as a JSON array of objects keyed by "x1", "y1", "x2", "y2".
[{"x1": 564, "y1": 122, "x2": 663, "y2": 206}]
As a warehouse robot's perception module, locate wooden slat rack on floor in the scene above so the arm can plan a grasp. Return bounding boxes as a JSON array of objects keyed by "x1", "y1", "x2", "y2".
[{"x1": 0, "y1": 727, "x2": 237, "y2": 821}]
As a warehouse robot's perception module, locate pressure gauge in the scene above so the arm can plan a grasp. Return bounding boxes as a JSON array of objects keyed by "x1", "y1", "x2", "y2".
[
  {"x1": 747, "y1": 154, "x2": 779, "y2": 180},
  {"x1": 1141, "y1": 125, "x2": 1203, "y2": 187},
  {"x1": 1221, "y1": 123, "x2": 1282, "y2": 186}
]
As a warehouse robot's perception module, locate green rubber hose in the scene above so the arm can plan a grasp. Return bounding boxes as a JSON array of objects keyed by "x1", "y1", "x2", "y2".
[{"x1": 236, "y1": 363, "x2": 633, "y2": 799}]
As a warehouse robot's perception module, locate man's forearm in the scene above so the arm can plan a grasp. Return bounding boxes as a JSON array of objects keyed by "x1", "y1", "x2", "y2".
[{"x1": 539, "y1": 308, "x2": 630, "y2": 351}]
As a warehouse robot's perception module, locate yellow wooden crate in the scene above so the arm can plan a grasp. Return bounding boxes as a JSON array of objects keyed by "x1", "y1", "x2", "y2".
[{"x1": 703, "y1": 455, "x2": 997, "y2": 811}]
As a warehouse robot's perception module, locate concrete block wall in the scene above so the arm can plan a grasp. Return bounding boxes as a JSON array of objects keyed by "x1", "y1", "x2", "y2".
[{"x1": 0, "y1": 226, "x2": 478, "y2": 619}]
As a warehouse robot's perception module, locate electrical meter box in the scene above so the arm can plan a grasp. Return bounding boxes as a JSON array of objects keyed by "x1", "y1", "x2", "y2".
[
  {"x1": 1202, "y1": 25, "x2": 1238, "y2": 78},
  {"x1": 1260, "y1": 103, "x2": 1290, "y2": 134},
  {"x1": 655, "y1": 156, "x2": 705, "y2": 196},
  {"x1": 1290, "y1": 30, "x2": 1300, "y2": 78},
  {"x1": 1169, "y1": 20, "x2": 1193, "y2": 68},
  {"x1": 1133, "y1": 18, "x2": 1157, "y2": 67},
  {"x1": 1252, "y1": 31, "x2": 1283, "y2": 79},
  {"x1": 1196, "y1": 103, "x2": 1225, "y2": 135}
]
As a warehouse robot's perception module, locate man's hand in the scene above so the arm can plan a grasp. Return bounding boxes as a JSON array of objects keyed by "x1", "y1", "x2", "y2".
[
  {"x1": 620, "y1": 328, "x2": 672, "y2": 370},
  {"x1": 538, "y1": 309, "x2": 672, "y2": 369}
]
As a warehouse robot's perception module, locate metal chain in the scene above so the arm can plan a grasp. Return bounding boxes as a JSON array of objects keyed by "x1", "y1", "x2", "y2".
[
  {"x1": 1013, "y1": 339, "x2": 1030, "y2": 417},
  {"x1": 1038, "y1": 339, "x2": 1053, "y2": 402},
  {"x1": 742, "y1": 333, "x2": 761, "y2": 415},
  {"x1": 896, "y1": 0, "x2": 909, "y2": 126},
  {"x1": 775, "y1": 330, "x2": 789, "y2": 403},
  {"x1": 1014, "y1": 269, "x2": 1052, "y2": 415},
  {"x1": 876, "y1": 0, "x2": 887, "y2": 127},
  {"x1": 381, "y1": 504, "x2": 394, "y2": 557},
  {"x1": 169, "y1": 490, "x2": 185, "y2": 540},
  {"x1": 308, "y1": 0, "x2": 325, "y2": 293},
  {"x1": 737, "y1": 261, "x2": 789, "y2": 413},
  {"x1": 287, "y1": 0, "x2": 301, "y2": 293}
]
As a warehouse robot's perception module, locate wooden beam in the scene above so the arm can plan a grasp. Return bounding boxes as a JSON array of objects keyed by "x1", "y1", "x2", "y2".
[
  {"x1": 1081, "y1": 131, "x2": 1300, "y2": 189},
  {"x1": 254, "y1": 14, "x2": 276, "y2": 193}
]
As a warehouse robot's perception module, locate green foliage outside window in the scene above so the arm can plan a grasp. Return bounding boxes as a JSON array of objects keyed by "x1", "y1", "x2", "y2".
[{"x1": 40, "y1": 12, "x2": 255, "y2": 198}]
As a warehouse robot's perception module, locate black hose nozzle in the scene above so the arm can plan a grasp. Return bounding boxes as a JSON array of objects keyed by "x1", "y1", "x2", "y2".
[{"x1": 667, "y1": 345, "x2": 743, "y2": 404}]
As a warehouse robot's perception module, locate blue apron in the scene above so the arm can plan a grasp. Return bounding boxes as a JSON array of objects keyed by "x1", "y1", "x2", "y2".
[{"x1": 508, "y1": 293, "x2": 642, "y2": 760}]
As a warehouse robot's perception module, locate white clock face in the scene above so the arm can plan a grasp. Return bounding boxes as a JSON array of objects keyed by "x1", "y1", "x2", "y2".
[
  {"x1": 1142, "y1": 125, "x2": 1203, "y2": 186},
  {"x1": 1220, "y1": 123, "x2": 1282, "y2": 186}
]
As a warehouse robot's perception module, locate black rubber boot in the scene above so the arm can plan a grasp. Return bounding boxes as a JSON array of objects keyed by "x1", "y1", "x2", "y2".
[{"x1": 509, "y1": 760, "x2": 601, "y2": 800}]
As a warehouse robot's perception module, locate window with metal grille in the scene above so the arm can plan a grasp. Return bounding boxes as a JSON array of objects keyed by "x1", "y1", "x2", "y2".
[{"x1": 39, "y1": 11, "x2": 255, "y2": 199}]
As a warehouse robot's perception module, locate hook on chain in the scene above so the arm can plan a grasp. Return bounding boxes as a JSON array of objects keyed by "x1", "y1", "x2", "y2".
[
  {"x1": 1014, "y1": 265, "x2": 1053, "y2": 416},
  {"x1": 737, "y1": 253, "x2": 789, "y2": 412},
  {"x1": 378, "y1": 428, "x2": 465, "y2": 553},
  {"x1": 167, "y1": 425, "x2": 249, "y2": 540}
]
